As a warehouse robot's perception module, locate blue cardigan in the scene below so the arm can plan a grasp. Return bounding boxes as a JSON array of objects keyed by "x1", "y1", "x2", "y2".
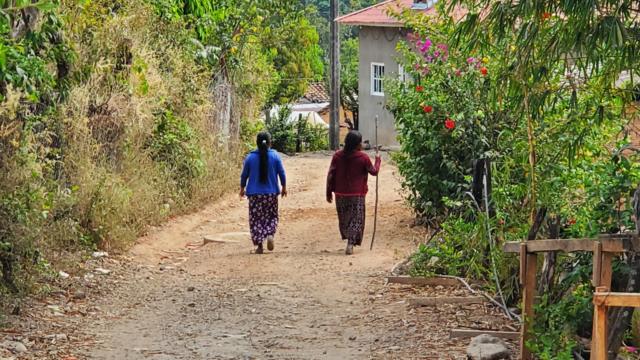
[{"x1": 240, "y1": 149, "x2": 286, "y2": 195}]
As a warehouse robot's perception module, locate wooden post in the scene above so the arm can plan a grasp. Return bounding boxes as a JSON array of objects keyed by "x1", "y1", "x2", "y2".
[
  {"x1": 329, "y1": 0, "x2": 340, "y2": 150},
  {"x1": 521, "y1": 252, "x2": 537, "y2": 360},
  {"x1": 519, "y1": 243, "x2": 527, "y2": 286},
  {"x1": 591, "y1": 286, "x2": 609, "y2": 360},
  {"x1": 600, "y1": 253, "x2": 613, "y2": 289},
  {"x1": 591, "y1": 254, "x2": 613, "y2": 360},
  {"x1": 592, "y1": 241, "x2": 603, "y2": 287},
  {"x1": 591, "y1": 241, "x2": 603, "y2": 358}
]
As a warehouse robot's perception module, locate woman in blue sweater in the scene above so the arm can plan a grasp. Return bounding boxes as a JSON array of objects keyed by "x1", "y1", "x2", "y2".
[{"x1": 240, "y1": 132, "x2": 287, "y2": 254}]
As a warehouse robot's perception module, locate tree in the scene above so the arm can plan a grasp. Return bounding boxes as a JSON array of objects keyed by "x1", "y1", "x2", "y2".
[
  {"x1": 340, "y1": 38, "x2": 359, "y2": 129},
  {"x1": 154, "y1": 0, "x2": 324, "y2": 108},
  {"x1": 447, "y1": 0, "x2": 640, "y2": 355}
]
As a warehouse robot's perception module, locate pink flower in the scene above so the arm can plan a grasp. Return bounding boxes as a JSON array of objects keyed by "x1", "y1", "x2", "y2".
[
  {"x1": 420, "y1": 38, "x2": 432, "y2": 53},
  {"x1": 467, "y1": 57, "x2": 476, "y2": 64},
  {"x1": 455, "y1": 69, "x2": 462, "y2": 77}
]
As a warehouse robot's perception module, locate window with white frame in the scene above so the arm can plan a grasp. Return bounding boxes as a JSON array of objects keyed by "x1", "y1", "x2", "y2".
[
  {"x1": 399, "y1": 65, "x2": 411, "y2": 83},
  {"x1": 371, "y1": 63, "x2": 385, "y2": 96}
]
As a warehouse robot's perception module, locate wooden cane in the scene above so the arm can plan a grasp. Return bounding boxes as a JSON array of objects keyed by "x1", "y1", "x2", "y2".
[{"x1": 370, "y1": 115, "x2": 380, "y2": 251}]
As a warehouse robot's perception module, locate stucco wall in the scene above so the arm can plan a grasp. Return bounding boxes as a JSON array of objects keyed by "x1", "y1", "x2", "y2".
[{"x1": 358, "y1": 26, "x2": 403, "y2": 147}]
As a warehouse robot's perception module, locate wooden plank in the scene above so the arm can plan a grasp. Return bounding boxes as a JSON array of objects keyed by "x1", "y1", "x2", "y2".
[
  {"x1": 600, "y1": 253, "x2": 613, "y2": 289},
  {"x1": 519, "y1": 243, "x2": 527, "y2": 286},
  {"x1": 450, "y1": 329, "x2": 520, "y2": 340},
  {"x1": 408, "y1": 296, "x2": 486, "y2": 307},
  {"x1": 386, "y1": 276, "x2": 460, "y2": 287},
  {"x1": 504, "y1": 237, "x2": 632, "y2": 253},
  {"x1": 591, "y1": 287, "x2": 609, "y2": 360},
  {"x1": 592, "y1": 241, "x2": 603, "y2": 287},
  {"x1": 593, "y1": 292, "x2": 640, "y2": 308},
  {"x1": 521, "y1": 253, "x2": 537, "y2": 360}
]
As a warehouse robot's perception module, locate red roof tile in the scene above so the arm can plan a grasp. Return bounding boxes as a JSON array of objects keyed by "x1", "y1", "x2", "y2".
[
  {"x1": 336, "y1": 0, "x2": 466, "y2": 27},
  {"x1": 299, "y1": 82, "x2": 330, "y2": 104}
]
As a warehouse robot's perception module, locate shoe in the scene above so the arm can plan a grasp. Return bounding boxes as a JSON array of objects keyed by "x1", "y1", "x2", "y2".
[
  {"x1": 266, "y1": 235, "x2": 274, "y2": 251},
  {"x1": 345, "y1": 244, "x2": 354, "y2": 255},
  {"x1": 256, "y1": 244, "x2": 264, "y2": 254}
]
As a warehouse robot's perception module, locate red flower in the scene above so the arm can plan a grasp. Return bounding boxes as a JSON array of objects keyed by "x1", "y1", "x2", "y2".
[
  {"x1": 422, "y1": 105, "x2": 433, "y2": 113},
  {"x1": 568, "y1": 218, "x2": 577, "y2": 225},
  {"x1": 480, "y1": 67, "x2": 488, "y2": 76},
  {"x1": 416, "y1": 85, "x2": 424, "y2": 92},
  {"x1": 454, "y1": 69, "x2": 462, "y2": 77},
  {"x1": 444, "y1": 118, "x2": 455, "y2": 130},
  {"x1": 542, "y1": 12, "x2": 552, "y2": 20}
]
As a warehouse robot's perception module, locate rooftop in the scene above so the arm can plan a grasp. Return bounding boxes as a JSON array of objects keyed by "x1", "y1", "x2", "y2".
[
  {"x1": 298, "y1": 82, "x2": 330, "y2": 104},
  {"x1": 336, "y1": 0, "x2": 466, "y2": 27}
]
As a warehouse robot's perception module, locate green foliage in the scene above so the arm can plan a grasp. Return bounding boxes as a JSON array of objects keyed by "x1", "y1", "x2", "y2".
[
  {"x1": 410, "y1": 217, "x2": 489, "y2": 280},
  {"x1": 240, "y1": 118, "x2": 265, "y2": 153},
  {"x1": 393, "y1": 2, "x2": 640, "y2": 358},
  {"x1": 0, "y1": 0, "x2": 243, "y2": 302},
  {"x1": 151, "y1": 0, "x2": 324, "y2": 107},
  {"x1": 266, "y1": 107, "x2": 328, "y2": 154},
  {"x1": 149, "y1": 110, "x2": 204, "y2": 191},
  {"x1": 527, "y1": 284, "x2": 593, "y2": 359},
  {"x1": 341, "y1": 38, "x2": 359, "y2": 126},
  {"x1": 389, "y1": 33, "x2": 496, "y2": 220},
  {"x1": 0, "y1": 1, "x2": 66, "y2": 103}
]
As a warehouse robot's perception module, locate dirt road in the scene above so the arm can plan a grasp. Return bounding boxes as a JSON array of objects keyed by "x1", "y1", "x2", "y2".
[{"x1": 2, "y1": 153, "x2": 514, "y2": 359}]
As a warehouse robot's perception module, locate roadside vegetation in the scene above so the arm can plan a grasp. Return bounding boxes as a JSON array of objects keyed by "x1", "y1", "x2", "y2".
[
  {"x1": 390, "y1": 1, "x2": 640, "y2": 357},
  {"x1": 0, "y1": 0, "x2": 325, "y2": 307}
]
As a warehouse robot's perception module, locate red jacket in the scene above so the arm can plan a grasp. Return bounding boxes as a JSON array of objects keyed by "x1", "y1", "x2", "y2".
[{"x1": 327, "y1": 150, "x2": 381, "y2": 197}]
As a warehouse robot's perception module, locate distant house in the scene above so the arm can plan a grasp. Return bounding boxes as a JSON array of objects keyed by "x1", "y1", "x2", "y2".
[
  {"x1": 337, "y1": 0, "x2": 463, "y2": 147},
  {"x1": 270, "y1": 82, "x2": 350, "y2": 140},
  {"x1": 266, "y1": 83, "x2": 330, "y2": 128}
]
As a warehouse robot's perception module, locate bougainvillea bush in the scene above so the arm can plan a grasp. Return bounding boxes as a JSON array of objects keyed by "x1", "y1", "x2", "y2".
[{"x1": 388, "y1": 33, "x2": 499, "y2": 221}]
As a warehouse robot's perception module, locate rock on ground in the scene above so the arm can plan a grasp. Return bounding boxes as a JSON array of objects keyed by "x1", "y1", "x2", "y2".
[
  {"x1": 467, "y1": 334, "x2": 511, "y2": 360},
  {"x1": 0, "y1": 341, "x2": 27, "y2": 354}
]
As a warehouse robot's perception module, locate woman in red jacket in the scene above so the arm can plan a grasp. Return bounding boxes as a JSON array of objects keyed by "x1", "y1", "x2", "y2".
[{"x1": 326, "y1": 131, "x2": 381, "y2": 255}]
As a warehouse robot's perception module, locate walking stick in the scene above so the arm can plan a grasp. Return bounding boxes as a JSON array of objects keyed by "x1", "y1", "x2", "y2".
[{"x1": 370, "y1": 115, "x2": 380, "y2": 251}]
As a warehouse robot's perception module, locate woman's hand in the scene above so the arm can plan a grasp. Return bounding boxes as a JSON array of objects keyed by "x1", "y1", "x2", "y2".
[
  {"x1": 281, "y1": 186, "x2": 288, "y2": 198},
  {"x1": 239, "y1": 188, "x2": 245, "y2": 198},
  {"x1": 326, "y1": 193, "x2": 333, "y2": 203}
]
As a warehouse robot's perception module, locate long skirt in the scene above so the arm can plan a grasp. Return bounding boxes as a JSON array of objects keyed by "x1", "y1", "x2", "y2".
[
  {"x1": 335, "y1": 196, "x2": 366, "y2": 246},
  {"x1": 248, "y1": 194, "x2": 279, "y2": 245}
]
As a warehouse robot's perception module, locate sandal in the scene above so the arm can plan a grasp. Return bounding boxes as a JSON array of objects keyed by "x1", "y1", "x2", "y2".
[
  {"x1": 345, "y1": 244, "x2": 354, "y2": 255},
  {"x1": 256, "y1": 243, "x2": 264, "y2": 254},
  {"x1": 266, "y1": 235, "x2": 275, "y2": 251}
]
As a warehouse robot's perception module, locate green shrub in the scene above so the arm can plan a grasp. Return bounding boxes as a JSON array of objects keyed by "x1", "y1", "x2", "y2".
[
  {"x1": 388, "y1": 37, "x2": 497, "y2": 221},
  {"x1": 149, "y1": 110, "x2": 204, "y2": 191},
  {"x1": 527, "y1": 284, "x2": 593, "y2": 359},
  {"x1": 267, "y1": 106, "x2": 328, "y2": 153},
  {"x1": 410, "y1": 215, "x2": 491, "y2": 280},
  {"x1": 240, "y1": 118, "x2": 266, "y2": 152}
]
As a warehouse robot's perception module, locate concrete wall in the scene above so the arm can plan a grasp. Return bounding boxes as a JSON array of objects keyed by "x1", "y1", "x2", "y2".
[{"x1": 358, "y1": 26, "x2": 403, "y2": 147}]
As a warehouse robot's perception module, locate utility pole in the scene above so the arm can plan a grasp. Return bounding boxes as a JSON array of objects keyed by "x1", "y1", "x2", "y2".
[{"x1": 329, "y1": 0, "x2": 340, "y2": 150}]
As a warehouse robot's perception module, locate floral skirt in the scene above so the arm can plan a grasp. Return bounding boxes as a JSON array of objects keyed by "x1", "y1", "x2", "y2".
[
  {"x1": 335, "y1": 196, "x2": 366, "y2": 246},
  {"x1": 248, "y1": 194, "x2": 279, "y2": 245}
]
